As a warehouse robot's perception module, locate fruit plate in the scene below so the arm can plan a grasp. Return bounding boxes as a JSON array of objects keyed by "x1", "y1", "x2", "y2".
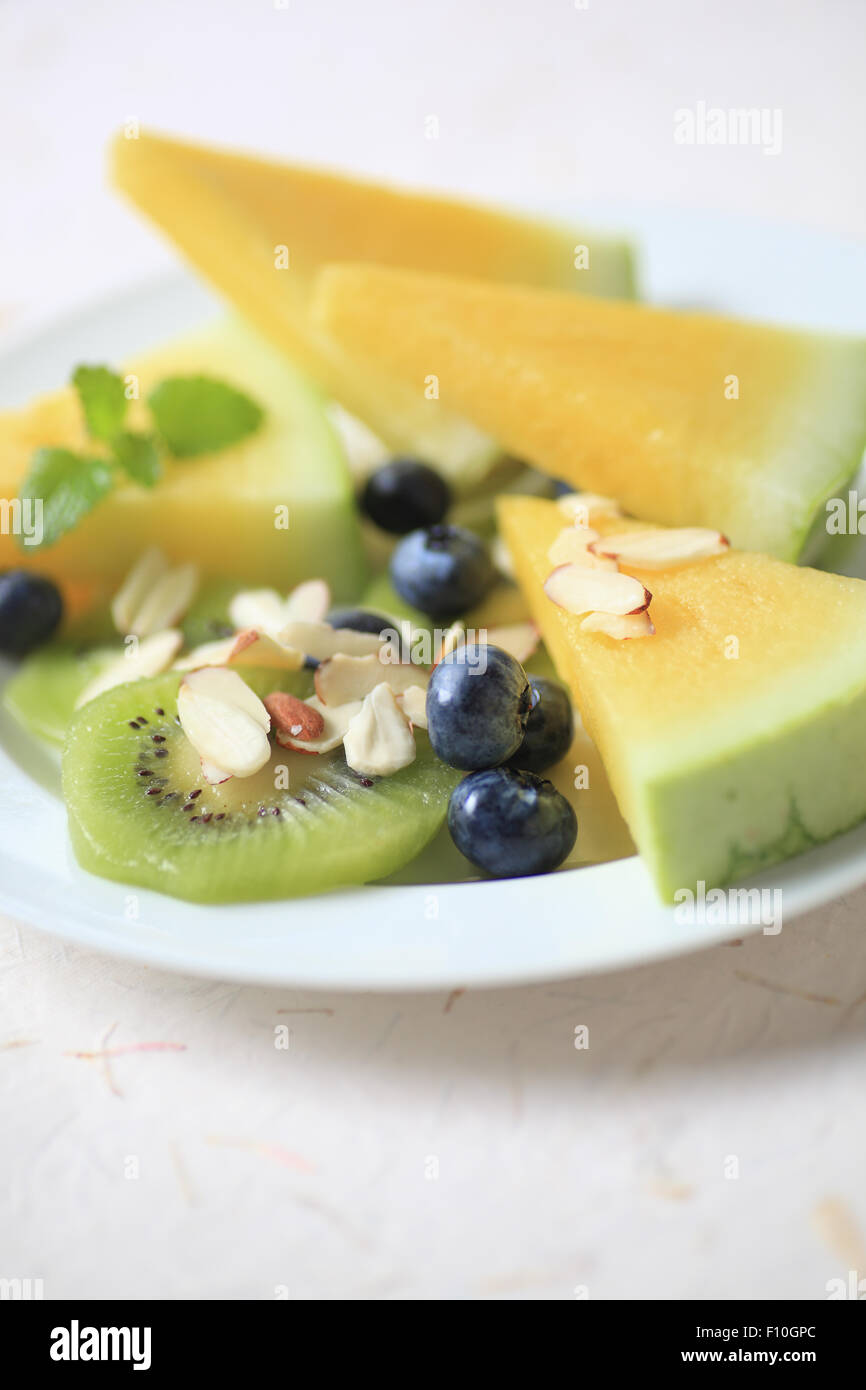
[{"x1": 1, "y1": 207, "x2": 865, "y2": 990}]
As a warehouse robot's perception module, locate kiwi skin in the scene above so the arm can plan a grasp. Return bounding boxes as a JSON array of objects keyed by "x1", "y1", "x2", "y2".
[{"x1": 62, "y1": 669, "x2": 461, "y2": 903}]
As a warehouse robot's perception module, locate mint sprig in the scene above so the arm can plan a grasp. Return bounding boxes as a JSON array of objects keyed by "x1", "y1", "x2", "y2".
[
  {"x1": 16, "y1": 362, "x2": 265, "y2": 550},
  {"x1": 148, "y1": 376, "x2": 264, "y2": 457},
  {"x1": 72, "y1": 365, "x2": 128, "y2": 441},
  {"x1": 111, "y1": 431, "x2": 161, "y2": 487},
  {"x1": 20, "y1": 449, "x2": 115, "y2": 549}
]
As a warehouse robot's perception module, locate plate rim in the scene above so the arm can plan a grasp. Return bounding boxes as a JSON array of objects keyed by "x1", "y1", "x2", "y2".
[{"x1": 2, "y1": 218, "x2": 865, "y2": 990}]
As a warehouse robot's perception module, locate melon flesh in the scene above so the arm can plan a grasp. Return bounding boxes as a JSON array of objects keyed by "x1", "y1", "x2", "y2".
[
  {"x1": 315, "y1": 264, "x2": 866, "y2": 559},
  {"x1": 0, "y1": 319, "x2": 367, "y2": 596},
  {"x1": 110, "y1": 131, "x2": 636, "y2": 487},
  {"x1": 498, "y1": 496, "x2": 866, "y2": 899}
]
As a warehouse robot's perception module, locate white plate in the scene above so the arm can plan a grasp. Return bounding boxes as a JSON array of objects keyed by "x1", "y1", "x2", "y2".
[{"x1": 1, "y1": 208, "x2": 865, "y2": 990}]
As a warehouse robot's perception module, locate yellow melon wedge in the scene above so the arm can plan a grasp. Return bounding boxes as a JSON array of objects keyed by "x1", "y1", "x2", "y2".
[
  {"x1": 110, "y1": 131, "x2": 635, "y2": 488},
  {"x1": 0, "y1": 319, "x2": 366, "y2": 595},
  {"x1": 498, "y1": 495, "x2": 866, "y2": 900},
  {"x1": 315, "y1": 264, "x2": 866, "y2": 559}
]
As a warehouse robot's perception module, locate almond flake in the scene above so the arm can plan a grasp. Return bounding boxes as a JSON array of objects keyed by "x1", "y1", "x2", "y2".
[
  {"x1": 432, "y1": 622, "x2": 465, "y2": 665},
  {"x1": 580, "y1": 610, "x2": 656, "y2": 640},
  {"x1": 111, "y1": 548, "x2": 168, "y2": 633},
  {"x1": 228, "y1": 588, "x2": 286, "y2": 634},
  {"x1": 327, "y1": 403, "x2": 390, "y2": 479},
  {"x1": 491, "y1": 535, "x2": 516, "y2": 580},
  {"x1": 547, "y1": 525, "x2": 617, "y2": 571},
  {"x1": 485, "y1": 622, "x2": 540, "y2": 664},
  {"x1": 181, "y1": 666, "x2": 271, "y2": 730},
  {"x1": 173, "y1": 637, "x2": 238, "y2": 672},
  {"x1": 555, "y1": 492, "x2": 623, "y2": 526},
  {"x1": 127, "y1": 562, "x2": 199, "y2": 637},
  {"x1": 278, "y1": 619, "x2": 385, "y2": 661},
  {"x1": 274, "y1": 694, "x2": 362, "y2": 754},
  {"x1": 282, "y1": 578, "x2": 331, "y2": 624},
  {"x1": 229, "y1": 579, "x2": 332, "y2": 636},
  {"x1": 399, "y1": 684, "x2": 428, "y2": 730},
  {"x1": 75, "y1": 629, "x2": 183, "y2": 708},
  {"x1": 343, "y1": 683, "x2": 416, "y2": 778},
  {"x1": 588, "y1": 527, "x2": 730, "y2": 569},
  {"x1": 263, "y1": 691, "x2": 325, "y2": 743},
  {"x1": 315, "y1": 652, "x2": 430, "y2": 706},
  {"x1": 226, "y1": 629, "x2": 304, "y2": 670},
  {"x1": 544, "y1": 564, "x2": 651, "y2": 617},
  {"x1": 201, "y1": 758, "x2": 233, "y2": 785},
  {"x1": 178, "y1": 668, "x2": 271, "y2": 778}
]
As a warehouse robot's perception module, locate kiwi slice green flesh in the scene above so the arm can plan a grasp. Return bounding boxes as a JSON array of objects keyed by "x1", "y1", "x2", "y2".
[
  {"x1": 4, "y1": 643, "x2": 120, "y2": 747},
  {"x1": 2, "y1": 579, "x2": 253, "y2": 750},
  {"x1": 62, "y1": 670, "x2": 461, "y2": 903}
]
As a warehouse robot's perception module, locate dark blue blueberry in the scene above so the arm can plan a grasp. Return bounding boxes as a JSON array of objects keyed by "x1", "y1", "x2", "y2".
[
  {"x1": 390, "y1": 524, "x2": 495, "y2": 619},
  {"x1": 326, "y1": 607, "x2": 391, "y2": 636},
  {"x1": 0, "y1": 570, "x2": 63, "y2": 656},
  {"x1": 361, "y1": 458, "x2": 451, "y2": 535},
  {"x1": 508, "y1": 677, "x2": 574, "y2": 773},
  {"x1": 552, "y1": 480, "x2": 575, "y2": 498},
  {"x1": 426, "y1": 643, "x2": 531, "y2": 770},
  {"x1": 448, "y1": 767, "x2": 577, "y2": 878}
]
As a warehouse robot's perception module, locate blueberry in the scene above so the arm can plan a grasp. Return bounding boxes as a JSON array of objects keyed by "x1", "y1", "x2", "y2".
[
  {"x1": 448, "y1": 767, "x2": 577, "y2": 877},
  {"x1": 326, "y1": 607, "x2": 391, "y2": 636},
  {"x1": 426, "y1": 643, "x2": 531, "y2": 770},
  {"x1": 361, "y1": 458, "x2": 452, "y2": 535},
  {"x1": 390, "y1": 524, "x2": 495, "y2": 619},
  {"x1": 508, "y1": 677, "x2": 574, "y2": 773},
  {"x1": 0, "y1": 570, "x2": 63, "y2": 657}
]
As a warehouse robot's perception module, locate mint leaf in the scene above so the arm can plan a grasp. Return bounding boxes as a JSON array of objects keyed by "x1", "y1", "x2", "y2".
[
  {"x1": 18, "y1": 448, "x2": 115, "y2": 549},
  {"x1": 148, "y1": 375, "x2": 264, "y2": 457},
  {"x1": 112, "y1": 431, "x2": 162, "y2": 487},
  {"x1": 72, "y1": 365, "x2": 128, "y2": 441}
]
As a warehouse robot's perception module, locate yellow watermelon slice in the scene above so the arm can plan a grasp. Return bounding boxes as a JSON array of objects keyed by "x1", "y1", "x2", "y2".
[
  {"x1": 315, "y1": 263, "x2": 866, "y2": 559},
  {"x1": 0, "y1": 319, "x2": 366, "y2": 594},
  {"x1": 110, "y1": 131, "x2": 635, "y2": 487},
  {"x1": 498, "y1": 495, "x2": 866, "y2": 899}
]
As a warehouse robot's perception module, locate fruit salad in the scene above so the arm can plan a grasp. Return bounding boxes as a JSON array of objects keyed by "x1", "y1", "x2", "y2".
[{"x1": 1, "y1": 135, "x2": 865, "y2": 908}]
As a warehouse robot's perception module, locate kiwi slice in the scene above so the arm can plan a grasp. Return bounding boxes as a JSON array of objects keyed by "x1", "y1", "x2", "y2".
[
  {"x1": 4, "y1": 643, "x2": 119, "y2": 747},
  {"x1": 2, "y1": 579, "x2": 248, "y2": 750},
  {"x1": 62, "y1": 670, "x2": 461, "y2": 902}
]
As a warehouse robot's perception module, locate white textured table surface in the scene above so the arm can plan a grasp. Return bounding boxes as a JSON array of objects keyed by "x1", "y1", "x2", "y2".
[{"x1": 2, "y1": 0, "x2": 866, "y2": 1301}]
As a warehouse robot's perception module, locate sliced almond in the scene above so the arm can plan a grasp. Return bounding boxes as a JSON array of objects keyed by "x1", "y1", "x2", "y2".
[
  {"x1": 263, "y1": 691, "x2": 325, "y2": 743},
  {"x1": 580, "y1": 610, "x2": 656, "y2": 640},
  {"x1": 544, "y1": 564, "x2": 651, "y2": 617},
  {"x1": 485, "y1": 622, "x2": 540, "y2": 664},
  {"x1": 491, "y1": 535, "x2": 516, "y2": 580},
  {"x1": 111, "y1": 548, "x2": 168, "y2": 633},
  {"x1": 556, "y1": 492, "x2": 623, "y2": 526},
  {"x1": 399, "y1": 684, "x2": 428, "y2": 730},
  {"x1": 588, "y1": 527, "x2": 730, "y2": 569},
  {"x1": 173, "y1": 637, "x2": 238, "y2": 671},
  {"x1": 278, "y1": 619, "x2": 384, "y2": 661},
  {"x1": 228, "y1": 588, "x2": 286, "y2": 635},
  {"x1": 432, "y1": 622, "x2": 466, "y2": 665},
  {"x1": 75, "y1": 629, "x2": 183, "y2": 708},
  {"x1": 178, "y1": 691, "x2": 271, "y2": 779},
  {"x1": 128, "y1": 562, "x2": 199, "y2": 637},
  {"x1": 547, "y1": 525, "x2": 618, "y2": 571},
  {"x1": 181, "y1": 666, "x2": 271, "y2": 731},
  {"x1": 343, "y1": 683, "x2": 416, "y2": 778},
  {"x1": 201, "y1": 758, "x2": 233, "y2": 785},
  {"x1": 283, "y1": 578, "x2": 331, "y2": 624},
  {"x1": 274, "y1": 694, "x2": 362, "y2": 754},
  {"x1": 327, "y1": 402, "x2": 390, "y2": 479},
  {"x1": 315, "y1": 652, "x2": 430, "y2": 706},
  {"x1": 227, "y1": 629, "x2": 304, "y2": 670}
]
